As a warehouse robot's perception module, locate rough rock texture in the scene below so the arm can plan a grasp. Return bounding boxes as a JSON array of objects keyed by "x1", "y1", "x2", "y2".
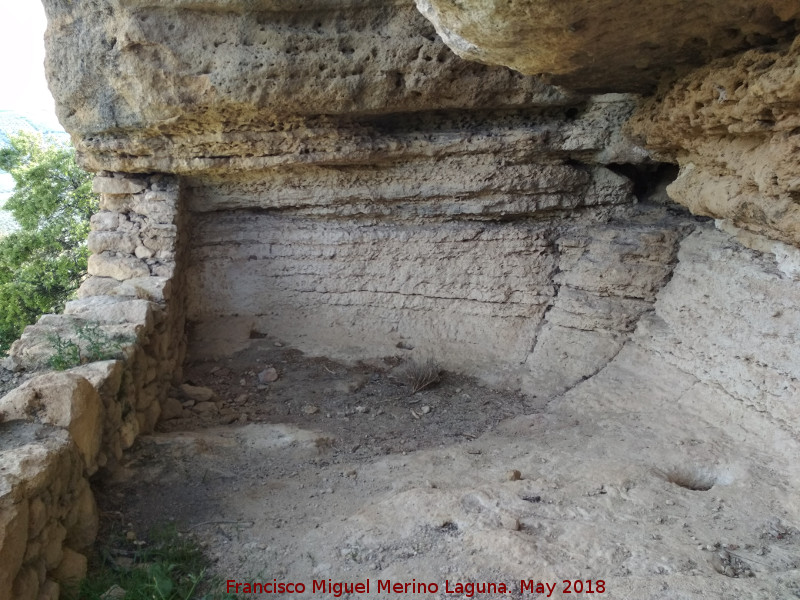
[
  {"x1": 18, "y1": 1, "x2": 800, "y2": 597},
  {"x1": 42, "y1": 0, "x2": 582, "y2": 173},
  {"x1": 186, "y1": 204, "x2": 691, "y2": 393},
  {"x1": 631, "y1": 38, "x2": 800, "y2": 248},
  {"x1": 0, "y1": 175, "x2": 189, "y2": 600},
  {"x1": 0, "y1": 423, "x2": 93, "y2": 600},
  {"x1": 634, "y1": 227, "x2": 800, "y2": 434},
  {"x1": 415, "y1": 0, "x2": 800, "y2": 92}
]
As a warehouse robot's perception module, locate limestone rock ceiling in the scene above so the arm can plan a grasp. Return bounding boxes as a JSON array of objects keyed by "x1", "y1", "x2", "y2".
[
  {"x1": 415, "y1": 0, "x2": 800, "y2": 92},
  {"x1": 43, "y1": 0, "x2": 583, "y2": 171}
]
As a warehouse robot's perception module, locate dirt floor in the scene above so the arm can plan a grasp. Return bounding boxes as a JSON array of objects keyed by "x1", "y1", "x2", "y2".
[{"x1": 94, "y1": 337, "x2": 800, "y2": 599}]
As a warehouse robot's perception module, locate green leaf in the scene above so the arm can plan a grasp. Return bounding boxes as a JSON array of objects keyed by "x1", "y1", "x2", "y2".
[{"x1": 0, "y1": 131, "x2": 96, "y2": 353}]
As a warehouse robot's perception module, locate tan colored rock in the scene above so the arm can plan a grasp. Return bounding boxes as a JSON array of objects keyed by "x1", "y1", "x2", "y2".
[
  {"x1": 193, "y1": 401, "x2": 218, "y2": 414},
  {"x1": 416, "y1": 0, "x2": 800, "y2": 92},
  {"x1": 42, "y1": 523, "x2": 67, "y2": 570},
  {"x1": 180, "y1": 384, "x2": 216, "y2": 403},
  {"x1": 160, "y1": 397, "x2": 184, "y2": 421},
  {"x1": 631, "y1": 37, "x2": 800, "y2": 248},
  {"x1": 92, "y1": 176, "x2": 146, "y2": 195},
  {"x1": 119, "y1": 417, "x2": 140, "y2": 449},
  {"x1": 51, "y1": 548, "x2": 88, "y2": 586},
  {"x1": 132, "y1": 194, "x2": 177, "y2": 224},
  {"x1": 88, "y1": 252, "x2": 150, "y2": 281},
  {"x1": 68, "y1": 360, "x2": 124, "y2": 411},
  {"x1": 12, "y1": 566, "x2": 39, "y2": 600},
  {"x1": 43, "y1": 0, "x2": 577, "y2": 173},
  {"x1": 28, "y1": 497, "x2": 47, "y2": 539},
  {"x1": 89, "y1": 210, "x2": 122, "y2": 231},
  {"x1": 65, "y1": 482, "x2": 98, "y2": 551},
  {"x1": 87, "y1": 231, "x2": 138, "y2": 255},
  {"x1": 78, "y1": 275, "x2": 172, "y2": 302},
  {"x1": 0, "y1": 373, "x2": 103, "y2": 469},
  {"x1": 38, "y1": 580, "x2": 60, "y2": 600},
  {"x1": 64, "y1": 296, "x2": 155, "y2": 329},
  {"x1": 0, "y1": 500, "x2": 29, "y2": 596}
]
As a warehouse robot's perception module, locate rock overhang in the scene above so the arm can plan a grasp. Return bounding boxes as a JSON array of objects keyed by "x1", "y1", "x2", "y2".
[{"x1": 414, "y1": 0, "x2": 800, "y2": 93}]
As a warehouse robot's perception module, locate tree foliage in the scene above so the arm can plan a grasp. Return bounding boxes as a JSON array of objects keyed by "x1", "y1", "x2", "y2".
[{"x1": 0, "y1": 132, "x2": 96, "y2": 353}]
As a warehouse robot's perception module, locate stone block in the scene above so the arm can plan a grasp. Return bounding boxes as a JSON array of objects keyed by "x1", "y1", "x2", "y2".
[
  {"x1": 93, "y1": 176, "x2": 146, "y2": 195},
  {"x1": 51, "y1": 548, "x2": 87, "y2": 586},
  {"x1": 37, "y1": 580, "x2": 59, "y2": 600},
  {"x1": 65, "y1": 481, "x2": 98, "y2": 551},
  {"x1": 64, "y1": 296, "x2": 154, "y2": 329},
  {"x1": 0, "y1": 374, "x2": 103, "y2": 470},
  {"x1": 0, "y1": 499, "x2": 29, "y2": 596},
  {"x1": 12, "y1": 566, "x2": 39, "y2": 600},
  {"x1": 87, "y1": 231, "x2": 138, "y2": 255},
  {"x1": 89, "y1": 211, "x2": 121, "y2": 231},
  {"x1": 88, "y1": 253, "x2": 150, "y2": 281}
]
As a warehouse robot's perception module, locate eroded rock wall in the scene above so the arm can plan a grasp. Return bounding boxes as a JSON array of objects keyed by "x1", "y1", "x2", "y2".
[
  {"x1": 43, "y1": 0, "x2": 577, "y2": 174},
  {"x1": 631, "y1": 38, "x2": 800, "y2": 248},
  {"x1": 415, "y1": 0, "x2": 800, "y2": 92}
]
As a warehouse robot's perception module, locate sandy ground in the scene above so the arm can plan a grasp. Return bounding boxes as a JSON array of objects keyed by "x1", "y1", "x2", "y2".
[{"x1": 96, "y1": 338, "x2": 800, "y2": 599}]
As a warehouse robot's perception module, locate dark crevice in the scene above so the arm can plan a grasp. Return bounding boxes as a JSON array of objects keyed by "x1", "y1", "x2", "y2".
[{"x1": 607, "y1": 162, "x2": 679, "y2": 202}]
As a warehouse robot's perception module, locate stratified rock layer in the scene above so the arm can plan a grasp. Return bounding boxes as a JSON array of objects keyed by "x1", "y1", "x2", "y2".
[
  {"x1": 43, "y1": 0, "x2": 579, "y2": 173},
  {"x1": 415, "y1": 0, "x2": 799, "y2": 92}
]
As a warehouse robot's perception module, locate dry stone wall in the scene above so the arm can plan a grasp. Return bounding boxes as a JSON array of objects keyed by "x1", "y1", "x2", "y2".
[{"x1": 0, "y1": 174, "x2": 186, "y2": 600}]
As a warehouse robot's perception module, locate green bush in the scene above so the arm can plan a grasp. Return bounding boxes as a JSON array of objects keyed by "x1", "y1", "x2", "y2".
[
  {"x1": 68, "y1": 524, "x2": 239, "y2": 600},
  {"x1": 46, "y1": 322, "x2": 130, "y2": 371},
  {"x1": 0, "y1": 132, "x2": 96, "y2": 353}
]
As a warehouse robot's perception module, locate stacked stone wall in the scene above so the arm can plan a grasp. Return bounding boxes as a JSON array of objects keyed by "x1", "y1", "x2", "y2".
[{"x1": 0, "y1": 174, "x2": 186, "y2": 600}]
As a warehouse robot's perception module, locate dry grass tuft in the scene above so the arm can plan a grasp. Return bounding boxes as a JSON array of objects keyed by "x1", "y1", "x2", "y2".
[{"x1": 401, "y1": 358, "x2": 443, "y2": 394}]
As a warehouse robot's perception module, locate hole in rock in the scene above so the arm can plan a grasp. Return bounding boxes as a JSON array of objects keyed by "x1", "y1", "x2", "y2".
[
  {"x1": 655, "y1": 466, "x2": 727, "y2": 491},
  {"x1": 607, "y1": 162, "x2": 679, "y2": 202}
]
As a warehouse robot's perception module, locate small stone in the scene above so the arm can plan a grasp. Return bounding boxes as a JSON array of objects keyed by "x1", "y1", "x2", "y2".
[
  {"x1": 126, "y1": 531, "x2": 137, "y2": 541},
  {"x1": 258, "y1": 367, "x2": 279, "y2": 383},
  {"x1": 101, "y1": 584, "x2": 127, "y2": 600},
  {"x1": 506, "y1": 469, "x2": 522, "y2": 481},
  {"x1": 160, "y1": 397, "x2": 184, "y2": 421},
  {"x1": 302, "y1": 404, "x2": 320, "y2": 415},
  {"x1": 274, "y1": 342, "x2": 284, "y2": 347},
  {"x1": 134, "y1": 245, "x2": 154, "y2": 259},
  {"x1": 723, "y1": 565, "x2": 735, "y2": 577},
  {"x1": 193, "y1": 401, "x2": 218, "y2": 413},
  {"x1": 501, "y1": 515, "x2": 521, "y2": 531},
  {"x1": 354, "y1": 405, "x2": 369, "y2": 414},
  {"x1": 180, "y1": 384, "x2": 216, "y2": 402},
  {"x1": 420, "y1": 405, "x2": 431, "y2": 414}
]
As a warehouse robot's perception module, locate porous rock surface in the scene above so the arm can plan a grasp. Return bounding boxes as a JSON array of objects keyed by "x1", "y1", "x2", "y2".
[
  {"x1": 415, "y1": 0, "x2": 800, "y2": 92},
  {"x1": 43, "y1": 0, "x2": 578, "y2": 173},
  {"x1": 631, "y1": 37, "x2": 800, "y2": 247}
]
